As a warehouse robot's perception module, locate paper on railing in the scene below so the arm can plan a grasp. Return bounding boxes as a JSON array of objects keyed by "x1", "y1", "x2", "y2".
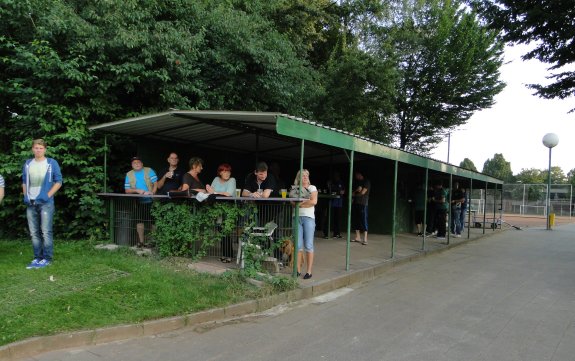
[{"x1": 196, "y1": 192, "x2": 210, "y2": 202}]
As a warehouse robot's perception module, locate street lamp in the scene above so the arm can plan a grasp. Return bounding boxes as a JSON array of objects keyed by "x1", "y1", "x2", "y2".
[{"x1": 542, "y1": 133, "x2": 559, "y2": 230}]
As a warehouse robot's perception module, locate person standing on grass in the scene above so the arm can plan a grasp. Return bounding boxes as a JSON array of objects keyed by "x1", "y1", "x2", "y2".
[
  {"x1": 0, "y1": 174, "x2": 4, "y2": 204},
  {"x1": 125, "y1": 156, "x2": 158, "y2": 248},
  {"x1": 22, "y1": 139, "x2": 63, "y2": 269}
]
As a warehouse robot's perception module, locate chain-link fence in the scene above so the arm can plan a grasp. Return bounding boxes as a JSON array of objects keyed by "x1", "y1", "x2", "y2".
[
  {"x1": 502, "y1": 184, "x2": 573, "y2": 217},
  {"x1": 465, "y1": 185, "x2": 573, "y2": 218},
  {"x1": 458, "y1": 185, "x2": 573, "y2": 229}
]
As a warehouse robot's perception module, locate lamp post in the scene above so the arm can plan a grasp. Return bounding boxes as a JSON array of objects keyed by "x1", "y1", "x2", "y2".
[{"x1": 542, "y1": 133, "x2": 559, "y2": 230}]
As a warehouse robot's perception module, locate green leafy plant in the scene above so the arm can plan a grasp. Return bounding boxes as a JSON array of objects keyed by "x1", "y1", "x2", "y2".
[
  {"x1": 238, "y1": 226, "x2": 284, "y2": 279},
  {"x1": 151, "y1": 201, "x2": 256, "y2": 259}
]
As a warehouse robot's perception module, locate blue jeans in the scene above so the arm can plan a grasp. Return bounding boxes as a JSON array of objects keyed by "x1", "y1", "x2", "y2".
[
  {"x1": 27, "y1": 202, "x2": 55, "y2": 261},
  {"x1": 460, "y1": 207, "x2": 467, "y2": 233},
  {"x1": 451, "y1": 207, "x2": 462, "y2": 235},
  {"x1": 296, "y1": 216, "x2": 315, "y2": 252}
]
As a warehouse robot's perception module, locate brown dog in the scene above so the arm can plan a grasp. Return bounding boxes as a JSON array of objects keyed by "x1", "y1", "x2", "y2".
[{"x1": 280, "y1": 238, "x2": 295, "y2": 268}]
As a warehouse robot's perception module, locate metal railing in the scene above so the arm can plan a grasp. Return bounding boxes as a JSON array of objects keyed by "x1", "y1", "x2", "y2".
[{"x1": 99, "y1": 193, "x2": 298, "y2": 260}]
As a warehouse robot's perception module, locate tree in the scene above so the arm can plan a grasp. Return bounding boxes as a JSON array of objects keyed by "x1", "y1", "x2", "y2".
[
  {"x1": 482, "y1": 153, "x2": 514, "y2": 182},
  {"x1": 375, "y1": 0, "x2": 505, "y2": 153},
  {"x1": 544, "y1": 166, "x2": 567, "y2": 185},
  {"x1": 469, "y1": 0, "x2": 575, "y2": 112},
  {"x1": 0, "y1": 0, "x2": 324, "y2": 238},
  {"x1": 515, "y1": 168, "x2": 544, "y2": 184},
  {"x1": 459, "y1": 158, "x2": 478, "y2": 172},
  {"x1": 314, "y1": 37, "x2": 396, "y2": 142},
  {"x1": 567, "y1": 169, "x2": 575, "y2": 188}
]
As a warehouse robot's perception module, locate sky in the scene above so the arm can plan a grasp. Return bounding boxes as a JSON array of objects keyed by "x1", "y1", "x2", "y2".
[{"x1": 430, "y1": 44, "x2": 575, "y2": 175}]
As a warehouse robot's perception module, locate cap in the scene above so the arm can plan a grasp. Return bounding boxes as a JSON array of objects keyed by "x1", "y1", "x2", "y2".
[{"x1": 131, "y1": 156, "x2": 142, "y2": 162}]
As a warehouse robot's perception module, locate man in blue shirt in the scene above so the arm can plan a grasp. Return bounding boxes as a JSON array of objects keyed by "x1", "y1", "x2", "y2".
[{"x1": 125, "y1": 156, "x2": 158, "y2": 247}]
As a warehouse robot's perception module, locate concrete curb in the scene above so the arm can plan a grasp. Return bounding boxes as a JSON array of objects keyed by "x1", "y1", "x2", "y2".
[{"x1": 0, "y1": 232, "x2": 497, "y2": 361}]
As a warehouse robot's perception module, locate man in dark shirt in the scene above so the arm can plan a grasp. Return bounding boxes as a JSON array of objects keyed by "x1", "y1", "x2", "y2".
[
  {"x1": 450, "y1": 182, "x2": 465, "y2": 237},
  {"x1": 352, "y1": 170, "x2": 370, "y2": 245},
  {"x1": 242, "y1": 161, "x2": 278, "y2": 198},
  {"x1": 156, "y1": 152, "x2": 184, "y2": 194},
  {"x1": 433, "y1": 182, "x2": 449, "y2": 240}
]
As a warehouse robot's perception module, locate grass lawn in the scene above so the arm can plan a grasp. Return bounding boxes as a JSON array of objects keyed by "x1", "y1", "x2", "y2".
[{"x1": 0, "y1": 240, "x2": 274, "y2": 346}]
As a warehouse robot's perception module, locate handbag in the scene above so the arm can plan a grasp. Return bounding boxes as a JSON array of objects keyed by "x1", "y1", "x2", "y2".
[
  {"x1": 167, "y1": 189, "x2": 191, "y2": 198},
  {"x1": 289, "y1": 185, "x2": 311, "y2": 199}
]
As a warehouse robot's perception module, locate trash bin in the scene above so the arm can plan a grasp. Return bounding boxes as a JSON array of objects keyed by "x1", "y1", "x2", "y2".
[
  {"x1": 549, "y1": 213, "x2": 555, "y2": 227},
  {"x1": 115, "y1": 210, "x2": 131, "y2": 246}
]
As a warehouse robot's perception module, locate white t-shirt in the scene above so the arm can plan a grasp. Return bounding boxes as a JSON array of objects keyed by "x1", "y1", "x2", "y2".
[
  {"x1": 298, "y1": 185, "x2": 317, "y2": 218},
  {"x1": 28, "y1": 159, "x2": 48, "y2": 200}
]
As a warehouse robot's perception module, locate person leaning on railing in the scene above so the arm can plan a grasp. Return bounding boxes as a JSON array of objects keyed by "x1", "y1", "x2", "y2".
[
  {"x1": 180, "y1": 157, "x2": 214, "y2": 195},
  {"x1": 209, "y1": 163, "x2": 237, "y2": 263},
  {"x1": 242, "y1": 161, "x2": 277, "y2": 198},
  {"x1": 124, "y1": 156, "x2": 158, "y2": 247}
]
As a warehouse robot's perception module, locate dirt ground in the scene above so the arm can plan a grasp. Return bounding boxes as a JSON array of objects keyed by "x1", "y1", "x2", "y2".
[{"x1": 498, "y1": 214, "x2": 575, "y2": 229}]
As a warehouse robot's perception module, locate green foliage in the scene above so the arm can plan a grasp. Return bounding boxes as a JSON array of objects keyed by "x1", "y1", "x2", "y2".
[
  {"x1": 316, "y1": 45, "x2": 395, "y2": 142},
  {"x1": 515, "y1": 168, "x2": 544, "y2": 184},
  {"x1": 237, "y1": 224, "x2": 282, "y2": 278},
  {"x1": 265, "y1": 274, "x2": 299, "y2": 293},
  {"x1": 469, "y1": 0, "x2": 575, "y2": 111},
  {"x1": 0, "y1": 0, "x2": 322, "y2": 238},
  {"x1": 514, "y1": 167, "x2": 566, "y2": 185},
  {"x1": 545, "y1": 166, "x2": 567, "y2": 185},
  {"x1": 482, "y1": 153, "x2": 514, "y2": 182},
  {"x1": 378, "y1": 0, "x2": 505, "y2": 153},
  {"x1": 459, "y1": 158, "x2": 478, "y2": 172},
  {"x1": 0, "y1": 0, "x2": 511, "y2": 240},
  {"x1": 151, "y1": 201, "x2": 255, "y2": 259},
  {"x1": 567, "y1": 169, "x2": 575, "y2": 188}
]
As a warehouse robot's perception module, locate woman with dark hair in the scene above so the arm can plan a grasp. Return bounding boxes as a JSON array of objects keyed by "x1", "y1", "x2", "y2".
[
  {"x1": 209, "y1": 163, "x2": 236, "y2": 197},
  {"x1": 180, "y1": 157, "x2": 213, "y2": 194}
]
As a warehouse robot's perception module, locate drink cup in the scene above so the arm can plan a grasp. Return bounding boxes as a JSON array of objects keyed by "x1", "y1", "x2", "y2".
[
  {"x1": 235, "y1": 189, "x2": 241, "y2": 198},
  {"x1": 281, "y1": 189, "x2": 287, "y2": 198}
]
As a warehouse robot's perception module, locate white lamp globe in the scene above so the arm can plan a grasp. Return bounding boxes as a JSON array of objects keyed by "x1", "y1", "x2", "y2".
[{"x1": 542, "y1": 133, "x2": 559, "y2": 149}]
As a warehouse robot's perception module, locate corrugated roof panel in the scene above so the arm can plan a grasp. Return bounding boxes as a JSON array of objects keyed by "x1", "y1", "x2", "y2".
[{"x1": 89, "y1": 110, "x2": 503, "y2": 184}]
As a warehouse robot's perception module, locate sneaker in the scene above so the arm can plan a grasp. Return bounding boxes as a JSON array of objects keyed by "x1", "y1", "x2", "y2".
[
  {"x1": 26, "y1": 259, "x2": 40, "y2": 269},
  {"x1": 417, "y1": 232, "x2": 423, "y2": 236},
  {"x1": 36, "y1": 259, "x2": 51, "y2": 268},
  {"x1": 436, "y1": 236, "x2": 446, "y2": 240},
  {"x1": 334, "y1": 234, "x2": 342, "y2": 238},
  {"x1": 455, "y1": 234, "x2": 462, "y2": 238}
]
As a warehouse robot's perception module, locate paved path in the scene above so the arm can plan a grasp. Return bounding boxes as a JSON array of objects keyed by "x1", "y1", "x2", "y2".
[{"x1": 27, "y1": 223, "x2": 575, "y2": 361}]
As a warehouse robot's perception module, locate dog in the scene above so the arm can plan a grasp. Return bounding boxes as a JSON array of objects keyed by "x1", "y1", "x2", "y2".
[{"x1": 280, "y1": 238, "x2": 295, "y2": 268}]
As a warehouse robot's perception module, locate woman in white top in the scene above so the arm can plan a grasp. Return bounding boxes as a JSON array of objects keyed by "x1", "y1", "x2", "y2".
[{"x1": 292, "y1": 169, "x2": 318, "y2": 279}]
